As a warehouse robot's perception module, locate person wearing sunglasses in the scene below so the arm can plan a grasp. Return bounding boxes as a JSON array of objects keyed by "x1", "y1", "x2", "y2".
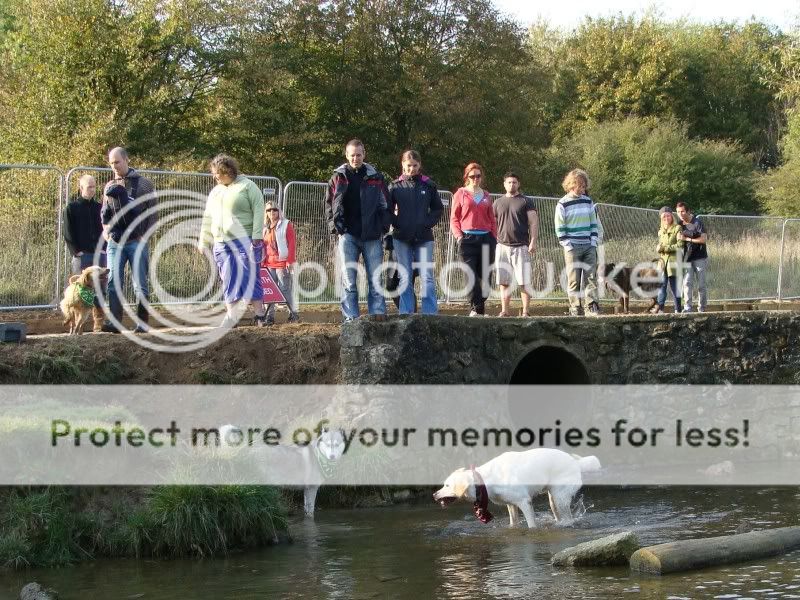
[
  {"x1": 450, "y1": 162, "x2": 497, "y2": 316},
  {"x1": 262, "y1": 201, "x2": 299, "y2": 324},
  {"x1": 387, "y1": 150, "x2": 443, "y2": 314}
]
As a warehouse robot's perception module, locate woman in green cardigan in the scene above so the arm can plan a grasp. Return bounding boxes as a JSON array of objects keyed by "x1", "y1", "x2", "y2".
[{"x1": 652, "y1": 206, "x2": 685, "y2": 314}]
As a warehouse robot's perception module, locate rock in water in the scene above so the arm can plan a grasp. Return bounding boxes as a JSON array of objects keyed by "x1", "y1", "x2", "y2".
[
  {"x1": 552, "y1": 531, "x2": 640, "y2": 567},
  {"x1": 19, "y1": 582, "x2": 59, "y2": 600}
]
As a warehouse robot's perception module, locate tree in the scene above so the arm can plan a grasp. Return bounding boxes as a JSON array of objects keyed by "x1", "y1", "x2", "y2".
[
  {"x1": 211, "y1": 0, "x2": 548, "y2": 187},
  {"x1": 553, "y1": 118, "x2": 757, "y2": 214},
  {"x1": 0, "y1": 0, "x2": 235, "y2": 166}
]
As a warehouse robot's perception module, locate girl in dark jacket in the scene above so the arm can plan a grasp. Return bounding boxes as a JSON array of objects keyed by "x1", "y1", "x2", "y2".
[{"x1": 388, "y1": 150, "x2": 444, "y2": 314}]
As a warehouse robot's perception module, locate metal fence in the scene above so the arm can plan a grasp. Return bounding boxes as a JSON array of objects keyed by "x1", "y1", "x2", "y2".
[
  {"x1": 2, "y1": 163, "x2": 800, "y2": 310},
  {"x1": 64, "y1": 167, "x2": 282, "y2": 305},
  {"x1": 0, "y1": 165, "x2": 64, "y2": 309},
  {"x1": 779, "y1": 219, "x2": 800, "y2": 300}
]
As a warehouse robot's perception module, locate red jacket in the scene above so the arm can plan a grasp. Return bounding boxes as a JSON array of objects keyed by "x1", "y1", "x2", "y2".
[
  {"x1": 450, "y1": 188, "x2": 497, "y2": 239},
  {"x1": 263, "y1": 220, "x2": 296, "y2": 269}
]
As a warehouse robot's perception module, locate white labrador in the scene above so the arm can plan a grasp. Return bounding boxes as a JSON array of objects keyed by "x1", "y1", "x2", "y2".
[{"x1": 433, "y1": 448, "x2": 600, "y2": 528}]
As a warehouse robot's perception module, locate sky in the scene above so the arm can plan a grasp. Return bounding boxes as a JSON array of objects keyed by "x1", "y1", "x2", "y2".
[{"x1": 492, "y1": 0, "x2": 799, "y2": 31}]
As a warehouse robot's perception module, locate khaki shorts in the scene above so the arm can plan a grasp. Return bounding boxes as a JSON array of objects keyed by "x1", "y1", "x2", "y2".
[{"x1": 495, "y1": 243, "x2": 530, "y2": 286}]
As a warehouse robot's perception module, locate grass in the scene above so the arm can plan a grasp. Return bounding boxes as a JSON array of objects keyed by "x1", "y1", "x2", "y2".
[
  {"x1": 19, "y1": 346, "x2": 128, "y2": 384},
  {"x1": 0, "y1": 485, "x2": 288, "y2": 567}
]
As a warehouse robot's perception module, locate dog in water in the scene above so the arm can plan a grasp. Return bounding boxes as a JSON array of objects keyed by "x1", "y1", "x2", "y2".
[
  {"x1": 60, "y1": 266, "x2": 109, "y2": 334},
  {"x1": 219, "y1": 424, "x2": 346, "y2": 518},
  {"x1": 433, "y1": 448, "x2": 600, "y2": 528},
  {"x1": 601, "y1": 261, "x2": 660, "y2": 313}
]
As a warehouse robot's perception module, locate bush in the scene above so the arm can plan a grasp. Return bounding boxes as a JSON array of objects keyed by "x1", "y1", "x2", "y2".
[
  {"x1": 0, "y1": 485, "x2": 288, "y2": 567},
  {"x1": 551, "y1": 117, "x2": 758, "y2": 213}
]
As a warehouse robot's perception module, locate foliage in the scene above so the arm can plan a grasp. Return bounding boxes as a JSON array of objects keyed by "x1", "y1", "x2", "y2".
[
  {"x1": 0, "y1": 1, "x2": 798, "y2": 212},
  {"x1": 552, "y1": 118, "x2": 757, "y2": 214},
  {"x1": 758, "y1": 38, "x2": 800, "y2": 217},
  {"x1": 533, "y1": 16, "x2": 784, "y2": 169},
  {"x1": 0, "y1": 488, "x2": 94, "y2": 567},
  {"x1": 0, "y1": 0, "x2": 235, "y2": 167},
  {"x1": 0, "y1": 485, "x2": 288, "y2": 567}
]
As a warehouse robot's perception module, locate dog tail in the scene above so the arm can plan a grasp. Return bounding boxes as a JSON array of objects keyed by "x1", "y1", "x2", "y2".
[
  {"x1": 571, "y1": 454, "x2": 601, "y2": 473},
  {"x1": 59, "y1": 296, "x2": 70, "y2": 321}
]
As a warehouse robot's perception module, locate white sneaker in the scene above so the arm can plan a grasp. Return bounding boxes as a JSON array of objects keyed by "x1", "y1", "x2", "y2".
[
  {"x1": 468, "y1": 310, "x2": 479, "y2": 317},
  {"x1": 220, "y1": 314, "x2": 238, "y2": 329}
]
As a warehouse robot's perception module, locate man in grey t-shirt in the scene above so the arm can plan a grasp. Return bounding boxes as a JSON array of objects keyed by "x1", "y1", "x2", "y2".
[{"x1": 493, "y1": 172, "x2": 538, "y2": 317}]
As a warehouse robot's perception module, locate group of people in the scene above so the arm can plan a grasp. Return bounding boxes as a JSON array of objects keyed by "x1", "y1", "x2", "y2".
[
  {"x1": 62, "y1": 141, "x2": 709, "y2": 331},
  {"x1": 323, "y1": 139, "x2": 543, "y2": 320},
  {"x1": 62, "y1": 148, "x2": 298, "y2": 332},
  {"x1": 322, "y1": 140, "x2": 708, "y2": 321},
  {"x1": 63, "y1": 147, "x2": 155, "y2": 333}
]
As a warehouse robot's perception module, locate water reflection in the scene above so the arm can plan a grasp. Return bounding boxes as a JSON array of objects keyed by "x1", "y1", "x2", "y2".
[{"x1": 3, "y1": 488, "x2": 800, "y2": 599}]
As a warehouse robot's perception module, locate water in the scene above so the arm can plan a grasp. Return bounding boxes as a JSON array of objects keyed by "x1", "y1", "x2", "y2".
[{"x1": 3, "y1": 487, "x2": 800, "y2": 599}]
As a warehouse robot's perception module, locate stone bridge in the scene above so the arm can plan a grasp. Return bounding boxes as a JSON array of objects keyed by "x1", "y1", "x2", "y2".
[{"x1": 340, "y1": 312, "x2": 800, "y2": 385}]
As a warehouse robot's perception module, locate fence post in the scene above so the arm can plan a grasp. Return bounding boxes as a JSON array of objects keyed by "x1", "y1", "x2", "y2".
[
  {"x1": 55, "y1": 170, "x2": 65, "y2": 305},
  {"x1": 778, "y1": 219, "x2": 788, "y2": 302}
]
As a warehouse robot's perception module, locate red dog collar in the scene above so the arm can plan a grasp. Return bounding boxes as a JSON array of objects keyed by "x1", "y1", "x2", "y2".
[{"x1": 471, "y1": 466, "x2": 493, "y2": 524}]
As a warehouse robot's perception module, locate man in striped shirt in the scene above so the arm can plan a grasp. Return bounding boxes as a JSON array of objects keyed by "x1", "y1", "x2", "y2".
[{"x1": 554, "y1": 169, "x2": 600, "y2": 316}]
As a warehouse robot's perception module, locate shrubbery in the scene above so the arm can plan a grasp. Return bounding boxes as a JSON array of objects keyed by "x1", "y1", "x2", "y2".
[{"x1": 549, "y1": 118, "x2": 757, "y2": 214}]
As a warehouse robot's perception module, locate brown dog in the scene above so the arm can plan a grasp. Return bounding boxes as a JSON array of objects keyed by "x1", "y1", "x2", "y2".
[
  {"x1": 602, "y1": 261, "x2": 661, "y2": 313},
  {"x1": 60, "y1": 266, "x2": 109, "y2": 334}
]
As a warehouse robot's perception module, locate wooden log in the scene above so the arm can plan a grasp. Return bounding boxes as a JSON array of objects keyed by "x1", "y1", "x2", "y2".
[{"x1": 630, "y1": 526, "x2": 800, "y2": 575}]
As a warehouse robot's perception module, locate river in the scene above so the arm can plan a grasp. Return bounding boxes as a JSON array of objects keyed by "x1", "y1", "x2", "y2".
[{"x1": 3, "y1": 487, "x2": 800, "y2": 599}]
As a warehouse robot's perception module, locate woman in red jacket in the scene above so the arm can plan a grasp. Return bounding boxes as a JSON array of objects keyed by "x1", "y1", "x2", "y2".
[
  {"x1": 450, "y1": 162, "x2": 497, "y2": 316},
  {"x1": 262, "y1": 201, "x2": 299, "y2": 324}
]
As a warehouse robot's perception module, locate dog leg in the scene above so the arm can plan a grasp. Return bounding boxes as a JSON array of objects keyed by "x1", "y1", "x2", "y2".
[
  {"x1": 76, "y1": 312, "x2": 88, "y2": 334},
  {"x1": 507, "y1": 504, "x2": 519, "y2": 527},
  {"x1": 303, "y1": 485, "x2": 319, "y2": 518},
  {"x1": 92, "y1": 306, "x2": 105, "y2": 333},
  {"x1": 517, "y1": 500, "x2": 536, "y2": 529},
  {"x1": 549, "y1": 486, "x2": 577, "y2": 525}
]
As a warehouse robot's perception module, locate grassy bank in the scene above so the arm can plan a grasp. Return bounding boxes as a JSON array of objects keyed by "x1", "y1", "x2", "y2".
[{"x1": 0, "y1": 485, "x2": 288, "y2": 568}]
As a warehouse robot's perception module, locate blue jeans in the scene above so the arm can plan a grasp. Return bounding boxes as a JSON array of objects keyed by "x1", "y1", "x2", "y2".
[
  {"x1": 657, "y1": 272, "x2": 682, "y2": 311},
  {"x1": 393, "y1": 239, "x2": 437, "y2": 314},
  {"x1": 106, "y1": 239, "x2": 149, "y2": 317},
  {"x1": 338, "y1": 233, "x2": 385, "y2": 319}
]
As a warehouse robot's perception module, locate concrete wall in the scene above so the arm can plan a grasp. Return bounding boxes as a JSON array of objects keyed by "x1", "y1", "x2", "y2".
[{"x1": 340, "y1": 312, "x2": 800, "y2": 385}]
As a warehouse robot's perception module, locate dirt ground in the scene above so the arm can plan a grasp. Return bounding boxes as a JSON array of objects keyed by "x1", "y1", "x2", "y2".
[
  {"x1": 0, "y1": 300, "x2": 796, "y2": 386},
  {"x1": 0, "y1": 323, "x2": 342, "y2": 384},
  {"x1": 2, "y1": 299, "x2": 794, "y2": 336}
]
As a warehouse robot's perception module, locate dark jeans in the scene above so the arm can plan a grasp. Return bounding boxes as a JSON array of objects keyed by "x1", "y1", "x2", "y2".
[
  {"x1": 458, "y1": 233, "x2": 496, "y2": 314},
  {"x1": 657, "y1": 272, "x2": 682, "y2": 312}
]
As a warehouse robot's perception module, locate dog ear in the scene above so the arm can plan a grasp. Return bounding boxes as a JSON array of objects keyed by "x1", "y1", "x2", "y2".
[
  {"x1": 68, "y1": 275, "x2": 80, "y2": 284},
  {"x1": 451, "y1": 471, "x2": 471, "y2": 498}
]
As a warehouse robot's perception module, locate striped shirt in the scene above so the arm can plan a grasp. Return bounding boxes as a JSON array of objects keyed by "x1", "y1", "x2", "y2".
[{"x1": 554, "y1": 193, "x2": 599, "y2": 248}]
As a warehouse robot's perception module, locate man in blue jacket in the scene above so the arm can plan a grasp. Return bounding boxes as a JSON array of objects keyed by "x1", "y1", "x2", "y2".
[{"x1": 324, "y1": 139, "x2": 390, "y2": 321}]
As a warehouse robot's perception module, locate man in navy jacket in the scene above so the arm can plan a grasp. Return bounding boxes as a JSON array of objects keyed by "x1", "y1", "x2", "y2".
[{"x1": 324, "y1": 139, "x2": 390, "y2": 321}]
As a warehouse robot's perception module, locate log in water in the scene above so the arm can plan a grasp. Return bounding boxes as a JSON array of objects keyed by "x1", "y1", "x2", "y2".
[{"x1": 630, "y1": 527, "x2": 800, "y2": 575}]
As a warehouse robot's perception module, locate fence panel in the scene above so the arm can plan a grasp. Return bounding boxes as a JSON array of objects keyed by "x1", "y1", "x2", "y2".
[
  {"x1": 0, "y1": 165, "x2": 64, "y2": 309},
  {"x1": 779, "y1": 219, "x2": 800, "y2": 300},
  {"x1": 696, "y1": 214, "x2": 784, "y2": 301},
  {"x1": 64, "y1": 167, "x2": 282, "y2": 306},
  {"x1": 281, "y1": 181, "x2": 336, "y2": 304}
]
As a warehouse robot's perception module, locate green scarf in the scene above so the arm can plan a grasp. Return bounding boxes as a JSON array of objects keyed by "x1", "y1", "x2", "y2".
[
  {"x1": 315, "y1": 445, "x2": 337, "y2": 480},
  {"x1": 75, "y1": 283, "x2": 95, "y2": 307}
]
